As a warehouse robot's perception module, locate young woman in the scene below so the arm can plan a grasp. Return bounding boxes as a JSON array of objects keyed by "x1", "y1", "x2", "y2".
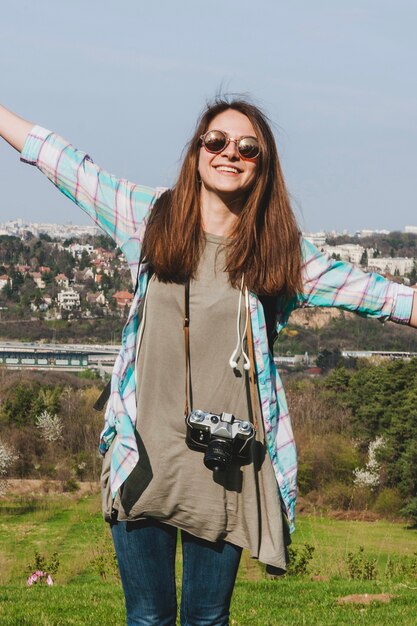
[{"x1": 1, "y1": 99, "x2": 416, "y2": 626}]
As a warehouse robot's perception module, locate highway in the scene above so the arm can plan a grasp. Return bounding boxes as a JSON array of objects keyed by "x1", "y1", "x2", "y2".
[{"x1": 0, "y1": 341, "x2": 119, "y2": 373}]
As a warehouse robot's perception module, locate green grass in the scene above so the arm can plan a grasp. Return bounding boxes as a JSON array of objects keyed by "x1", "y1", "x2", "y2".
[{"x1": 1, "y1": 493, "x2": 417, "y2": 625}]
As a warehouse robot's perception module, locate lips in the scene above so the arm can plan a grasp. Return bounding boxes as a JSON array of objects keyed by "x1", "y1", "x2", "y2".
[{"x1": 214, "y1": 165, "x2": 241, "y2": 174}]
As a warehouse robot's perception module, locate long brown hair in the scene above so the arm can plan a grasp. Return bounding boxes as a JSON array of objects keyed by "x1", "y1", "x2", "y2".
[{"x1": 141, "y1": 97, "x2": 302, "y2": 296}]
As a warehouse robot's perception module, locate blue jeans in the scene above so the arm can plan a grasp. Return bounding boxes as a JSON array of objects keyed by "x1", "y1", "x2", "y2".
[{"x1": 111, "y1": 519, "x2": 242, "y2": 626}]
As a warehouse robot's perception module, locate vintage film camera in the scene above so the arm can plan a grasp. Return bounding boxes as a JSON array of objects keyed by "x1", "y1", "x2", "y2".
[{"x1": 185, "y1": 409, "x2": 255, "y2": 472}]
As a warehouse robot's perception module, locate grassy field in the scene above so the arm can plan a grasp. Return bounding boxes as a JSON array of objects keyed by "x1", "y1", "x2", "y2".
[{"x1": 1, "y1": 492, "x2": 416, "y2": 625}]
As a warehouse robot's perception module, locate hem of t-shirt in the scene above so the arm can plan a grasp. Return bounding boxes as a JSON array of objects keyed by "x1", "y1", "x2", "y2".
[
  {"x1": 114, "y1": 512, "x2": 287, "y2": 569},
  {"x1": 390, "y1": 284, "x2": 414, "y2": 324},
  {"x1": 20, "y1": 125, "x2": 53, "y2": 164}
]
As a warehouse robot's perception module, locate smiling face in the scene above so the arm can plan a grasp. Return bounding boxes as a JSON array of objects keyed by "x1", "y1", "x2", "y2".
[{"x1": 198, "y1": 109, "x2": 259, "y2": 203}]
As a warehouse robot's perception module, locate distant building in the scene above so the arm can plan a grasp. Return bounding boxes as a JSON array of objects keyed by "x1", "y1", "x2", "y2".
[
  {"x1": 80, "y1": 268, "x2": 95, "y2": 282},
  {"x1": 404, "y1": 226, "x2": 417, "y2": 235},
  {"x1": 302, "y1": 231, "x2": 327, "y2": 247},
  {"x1": 55, "y1": 273, "x2": 70, "y2": 288},
  {"x1": 322, "y1": 243, "x2": 371, "y2": 265},
  {"x1": 86, "y1": 292, "x2": 107, "y2": 307},
  {"x1": 112, "y1": 290, "x2": 133, "y2": 309},
  {"x1": 0, "y1": 275, "x2": 10, "y2": 289},
  {"x1": 356, "y1": 229, "x2": 390, "y2": 238},
  {"x1": 30, "y1": 272, "x2": 46, "y2": 289},
  {"x1": 367, "y1": 257, "x2": 415, "y2": 276},
  {"x1": 68, "y1": 243, "x2": 94, "y2": 258},
  {"x1": 94, "y1": 247, "x2": 116, "y2": 261},
  {"x1": 57, "y1": 288, "x2": 80, "y2": 311}
]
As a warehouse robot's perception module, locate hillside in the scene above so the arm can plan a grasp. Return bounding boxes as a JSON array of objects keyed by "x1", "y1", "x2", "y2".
[{"x1": 275, "y1": 308, "x2": 417, "y2": 355}]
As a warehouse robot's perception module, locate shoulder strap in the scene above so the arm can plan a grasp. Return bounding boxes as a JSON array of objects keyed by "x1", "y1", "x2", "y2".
[{"x1": 183, "y1": 280, "x2": 191, "y2": 416}]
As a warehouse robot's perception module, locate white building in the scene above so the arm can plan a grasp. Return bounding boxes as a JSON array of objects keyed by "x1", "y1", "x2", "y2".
[
  {"x1": 404, "y1": 226, "x2": 417, "y2": 235},
  {"x1": 321, "y1": 243, "x2": 371, "y2": 265},
  {"x1": 68, "y1": 243, "x2": 94, "y2": 258},
  {"x1": 302, "y1": 231, "x2": 327, "y2": 247},
  {"x1": 367, "y1": 257, "x2": 415, "y2": 276},
  {"x1": 57, "y1": 288, "x2": 80, "y2": 311},
  {"x1": 0, "y1": 275, "x2": 10, "y2": 289},
  {"x1": 356, "y1": 229, "x2": 390, "y2": 238}
]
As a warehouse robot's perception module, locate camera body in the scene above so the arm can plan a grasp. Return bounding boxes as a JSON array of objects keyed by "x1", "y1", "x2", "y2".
[{"x1": 185, "y1": 409, "x2": 255, "y2": 471}]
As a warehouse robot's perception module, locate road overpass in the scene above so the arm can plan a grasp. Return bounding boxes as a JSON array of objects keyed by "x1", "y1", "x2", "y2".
[{"x1": 0, "y1": 341, "x2": 119, "y2": 374}]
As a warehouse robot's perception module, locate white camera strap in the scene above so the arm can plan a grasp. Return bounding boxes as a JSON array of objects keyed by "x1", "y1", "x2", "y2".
[{"x1": 183, "y1": 280, "x2": 258, "y2": 430}]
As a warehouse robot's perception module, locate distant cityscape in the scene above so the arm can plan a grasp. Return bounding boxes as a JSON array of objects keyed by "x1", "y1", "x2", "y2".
[
  {"x1": 0, "y1": 218, "x2": 100, "y2": 240},
  {"x1": 2, "y1": 217, "x2": 417, "y2": 244},
  {"x1": 2, "y1": 217, "x2": 417, "y2": 284},
  {"x1": 303, "y1": 225, "x2": 417, "y2": 281},
  {"x1": 1, "y1": 218, "x2": 417, "y2": 353}
]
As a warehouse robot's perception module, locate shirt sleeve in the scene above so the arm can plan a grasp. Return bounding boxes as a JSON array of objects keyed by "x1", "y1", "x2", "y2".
[
  {"x1": 298, "y1": 238, "x2": 414, "y2": 324},
  {"x1": 20, "y1": 125, "x2": 158, "y2": 249}
]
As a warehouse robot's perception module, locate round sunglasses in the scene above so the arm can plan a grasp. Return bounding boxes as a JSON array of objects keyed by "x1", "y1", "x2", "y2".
[{"x1": 200, "y1": 129, "x2": 260, "y2": 160}]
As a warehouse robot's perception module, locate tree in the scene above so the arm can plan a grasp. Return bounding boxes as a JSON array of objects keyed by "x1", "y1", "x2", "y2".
[
  {"x1": 0, "y1": 440, "x2": 18, "y2": 495},
  {"x1": 0, "y1": 382, "x2": 39, "y2": 426},
  {"x1": 360, "y1": 249, "x2": 368, "y2": 267},
  {"x1": 79, "y1": 250, "x2": 92, "y2": 271},
  {"x1": 93, "y1": 234, "x2": 115, "y2": 251},
  {"x1": 316, "y1": 347, "x2": 342, "y2": 372},
  {"x1": 407, "y1": 262, "x2": 417, "y2": 285}
]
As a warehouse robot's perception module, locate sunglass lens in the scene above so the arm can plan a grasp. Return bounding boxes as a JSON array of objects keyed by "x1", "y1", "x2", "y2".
[
  {"x1": 238, "y1": 137, "x2": 259, "y2": 159},
  {"x1": 203, "y1": 130, "x2": 227, "y2": 153}
]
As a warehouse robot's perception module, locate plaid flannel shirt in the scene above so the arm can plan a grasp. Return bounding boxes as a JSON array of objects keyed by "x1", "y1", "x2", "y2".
[{"x1": 21, "y1": 126, "x2": 414, "y2": 531}]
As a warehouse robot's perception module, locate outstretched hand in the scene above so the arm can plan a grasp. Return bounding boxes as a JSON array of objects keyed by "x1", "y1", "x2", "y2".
[{"x1": 0, "y1": 104, "x2": 35, "y2": 153}]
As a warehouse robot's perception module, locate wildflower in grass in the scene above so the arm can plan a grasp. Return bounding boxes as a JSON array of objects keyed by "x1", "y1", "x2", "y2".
[
  {"x1": 27, "y1": 570, "x2": 54, "y2": 586},
  {"x1": 27, "y1": 550, "x2": 59, "y2": 586}
]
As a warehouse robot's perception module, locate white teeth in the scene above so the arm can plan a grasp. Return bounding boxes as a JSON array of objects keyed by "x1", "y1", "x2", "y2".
[{"x1": 216, "y1": 166, "x2": 239, "y2": 173}]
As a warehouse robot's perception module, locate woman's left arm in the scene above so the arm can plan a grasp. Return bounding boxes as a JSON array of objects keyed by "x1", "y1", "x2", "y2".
[{"x1": 299, "y1": 238, "x2": 417, "y2": 327}]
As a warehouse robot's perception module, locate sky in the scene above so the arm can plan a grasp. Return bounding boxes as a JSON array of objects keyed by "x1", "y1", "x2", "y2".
[{"x1": 0, "y1": 0, "x2": 416, "y2": 233}]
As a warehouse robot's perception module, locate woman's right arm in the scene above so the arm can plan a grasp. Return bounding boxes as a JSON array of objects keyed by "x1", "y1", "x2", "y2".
[{"x1": 0, "y1": 104, "x2": 159, "y2": 251}]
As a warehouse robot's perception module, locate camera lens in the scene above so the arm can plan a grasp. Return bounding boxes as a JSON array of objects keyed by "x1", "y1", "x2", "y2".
[{"x1": 204, "y1": 438, "x2": 233, "y2": 472}]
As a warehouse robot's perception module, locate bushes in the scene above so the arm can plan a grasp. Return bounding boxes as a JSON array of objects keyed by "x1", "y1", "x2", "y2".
[
  {"x1": 320, "y1": 481, "x2": 353, "y2": 510},
  {"x1": 296, "y1": 433, "x2": 360, "y2": 496},
  {"x1": 400, "y1": 497, "x2": 417, "y2": 527},
  {"x1": 286, "y1": 361, "x2": 417, "y2": 518},
  {"x1": 373, "y1": 488, "x2": 403, "y2": 516},
  {"x1": 0, "y1": 317, "x2": 124, "y2": 343},
  {"x1": 0, "y1": 370, "x2": 105, "y2": 483},
  {"x1": 286, "y1": 543, "x2": 315, "y2": 576},
  {"x1": 346, "y1": 546, "x2": 377, "y2": 580}
]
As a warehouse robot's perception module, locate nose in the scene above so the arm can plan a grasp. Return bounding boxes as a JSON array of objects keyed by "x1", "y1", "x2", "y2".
[{"x1": 222, "y1": 138, "x2": 240, "y2": 159}]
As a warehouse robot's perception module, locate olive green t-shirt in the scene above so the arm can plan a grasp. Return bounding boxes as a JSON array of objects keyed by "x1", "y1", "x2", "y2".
[{"x1": 114, "y1": 233, "x2": 288, "y2": 569}]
